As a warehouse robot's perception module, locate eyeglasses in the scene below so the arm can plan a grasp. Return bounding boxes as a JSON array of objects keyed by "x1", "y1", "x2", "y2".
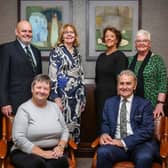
[
  {"x1": 136, "y1": 39, "x2": 149, "y2": 43},
  {"x1": 64, "y1": 31, "x2": 75, "y2": 34}
]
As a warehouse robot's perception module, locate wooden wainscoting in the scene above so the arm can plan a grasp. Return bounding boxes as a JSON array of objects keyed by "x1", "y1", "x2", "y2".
[{"x1": 75, "y1": 84, "x2": 97, "y2": 157}]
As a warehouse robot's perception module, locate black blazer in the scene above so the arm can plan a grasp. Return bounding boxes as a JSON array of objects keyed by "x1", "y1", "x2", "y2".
[{"x1": 0, "y1": 40, "x2": 42, "y2": 114}]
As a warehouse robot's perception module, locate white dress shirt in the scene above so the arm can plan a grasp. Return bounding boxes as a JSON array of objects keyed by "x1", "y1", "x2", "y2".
[{"x1": 115, "y1": 95, "x2": 134, "y2": 139}]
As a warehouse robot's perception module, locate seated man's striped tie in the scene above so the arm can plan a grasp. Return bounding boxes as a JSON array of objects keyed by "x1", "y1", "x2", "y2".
[{"x1": 120, "y1": 99, "x2": 127, "y2": 138}]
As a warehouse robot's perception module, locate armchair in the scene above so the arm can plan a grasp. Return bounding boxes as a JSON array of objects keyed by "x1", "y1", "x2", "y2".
[
  {"x1": 91, "y1": 116, "x2": 168, "y2": 168},
  {"x1": 0, "y1": 115, "x2": 77, "y2": 168}
]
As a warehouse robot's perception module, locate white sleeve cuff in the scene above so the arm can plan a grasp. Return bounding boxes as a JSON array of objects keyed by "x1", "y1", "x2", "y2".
[{"x1": 121, "y1": 139, "x2": 128, "y2": 151}]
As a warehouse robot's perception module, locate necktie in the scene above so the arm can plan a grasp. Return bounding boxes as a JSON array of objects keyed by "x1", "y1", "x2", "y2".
[
  {"x1": 120, "y1": 99, "x2": 127, "y2": 138},
  {"x1": 25, "y1": 46, "x2": 36, "y2": 72}
]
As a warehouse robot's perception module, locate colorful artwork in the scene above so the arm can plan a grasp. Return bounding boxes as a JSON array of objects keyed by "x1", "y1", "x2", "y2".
[
  {"x1": 26, "y1": 6, "x2": 63, "y2": 50},
  {"x1": 95, "y1": 6, "x2": 133, "y2": 51},
  {"x1": 87, "y1": 0, "x2": 139, "y2": 60},
  {"x1": 20, "y1": 0, "x2": 71, "y2": 53}
]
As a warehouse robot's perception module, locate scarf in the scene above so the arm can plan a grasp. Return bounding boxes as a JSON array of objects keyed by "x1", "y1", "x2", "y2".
[{"x1": 129, "y1": 50, "x2": 152, "y2": 97}]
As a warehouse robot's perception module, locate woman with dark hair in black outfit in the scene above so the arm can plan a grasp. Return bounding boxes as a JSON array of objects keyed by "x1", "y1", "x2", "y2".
[{"x1": 95, "y1": 27, "x2": 128, "y2": 132}]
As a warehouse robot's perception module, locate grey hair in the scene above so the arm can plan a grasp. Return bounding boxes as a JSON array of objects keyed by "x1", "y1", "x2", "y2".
[
  {"x1": 136, "y1": 29, "x2": 151, "y2": 41},
  {"x1": 31, "y1": 74, "x2": 51, "y2": 89},
  {"x1": 117, "y1": 70, "x2": 137, "y2": 82}
]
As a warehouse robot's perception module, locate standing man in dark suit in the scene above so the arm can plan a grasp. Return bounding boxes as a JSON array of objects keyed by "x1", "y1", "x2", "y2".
[
  {"x1": 0, "y1": 20, "x2": 42, "y2": 117},
  {"x1": 97, "y1": 70, "x2": 160, "y2": 168}
]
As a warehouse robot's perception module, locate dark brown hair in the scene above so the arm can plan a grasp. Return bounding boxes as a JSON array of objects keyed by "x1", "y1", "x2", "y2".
[{"x1": 102, "y1": 27, "x2": 122, "y2": 48}]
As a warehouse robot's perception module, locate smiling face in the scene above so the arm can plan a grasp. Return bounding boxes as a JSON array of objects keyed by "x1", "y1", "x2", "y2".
[
  {"x1": 117, "y1": 74, "x2": 137, "y2": 99},
  {"x1": 63, "y1": 26, "x2": 76, "y2": 45},
  {"x1": 104, "y1": 30, "x2": 118, "y2": 48},
  {"x1": 15, "y1": 20, "x2": 32, "y2": 45},
  {"x1": 31, "y1": 81, "x2": 50, "y2": 105},
  {"x1": 135, "y1": 32, "x2": 151, "y2": 53}
]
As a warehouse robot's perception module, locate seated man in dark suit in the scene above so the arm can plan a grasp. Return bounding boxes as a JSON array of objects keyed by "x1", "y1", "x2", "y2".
[{"x1": 97, "y1": 70, "x2": 160, "y2": 168}]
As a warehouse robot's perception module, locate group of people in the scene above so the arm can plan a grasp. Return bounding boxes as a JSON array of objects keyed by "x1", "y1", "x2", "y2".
[
  {"x1": 0, "y1": 20, "x2": 85, "y2": 168},
  {"x1": 0, "y1": 19, "x2": 167, "y2": 168},
  {"x1": 95, "y1": 27, "x2": 167, "y2": 168}
]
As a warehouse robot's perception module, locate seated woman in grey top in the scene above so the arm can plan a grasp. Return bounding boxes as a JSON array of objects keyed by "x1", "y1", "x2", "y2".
[{"x1": 10, "y1": 74, "x2": 69, "y2": 168}]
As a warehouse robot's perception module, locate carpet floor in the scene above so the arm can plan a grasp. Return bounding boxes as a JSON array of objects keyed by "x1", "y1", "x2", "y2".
[{"x1": 76, "y1": 157, "x2": 92, "y2": 168}]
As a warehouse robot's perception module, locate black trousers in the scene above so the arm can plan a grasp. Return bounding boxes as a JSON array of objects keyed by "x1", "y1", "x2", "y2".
[{"x1": 10, "y1": 150, "x2": 69, "y2": 168}]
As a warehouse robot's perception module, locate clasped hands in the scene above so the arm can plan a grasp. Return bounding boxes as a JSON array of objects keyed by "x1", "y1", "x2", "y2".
[
  {"x1": 42, "y1": 145, "x2": 64, "y2": 159},
  {"x1": 100, "y1": 133, "x2": 124, "y2": 148}
]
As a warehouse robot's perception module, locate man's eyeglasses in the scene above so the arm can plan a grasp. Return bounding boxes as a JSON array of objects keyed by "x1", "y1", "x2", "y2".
[{"x1": 136, "y1": 39, "x2": 149, "y2": 43}]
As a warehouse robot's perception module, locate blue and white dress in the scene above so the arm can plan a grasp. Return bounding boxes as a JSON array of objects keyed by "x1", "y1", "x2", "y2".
[{"x1": 48, "y1": 44, "x2": 86, "y2": 143}]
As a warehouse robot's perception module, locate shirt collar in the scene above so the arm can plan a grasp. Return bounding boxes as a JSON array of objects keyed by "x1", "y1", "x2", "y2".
[
  {"x1": 17, "y1": 38, "x2": 30, "y2": 49},
  {"x1": 121, "y1": 94, "x2": 134, "y2": 103}
]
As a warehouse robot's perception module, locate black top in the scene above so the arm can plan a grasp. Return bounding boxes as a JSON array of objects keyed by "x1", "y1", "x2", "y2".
[
  {"x1": 96, "y1": 50, "x2": 128, "y2": 93},
  {"x1": 95, "y1": 50, "x2": 128, "y2": 131}
]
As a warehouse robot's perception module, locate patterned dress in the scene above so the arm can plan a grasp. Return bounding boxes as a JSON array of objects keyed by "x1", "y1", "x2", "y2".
[
  {"x1": 48, "y1": 44, "x2": 86, "y2": 143},
  {"x1": 129, "y1": 53, "x2": 167, "y2": 107}
]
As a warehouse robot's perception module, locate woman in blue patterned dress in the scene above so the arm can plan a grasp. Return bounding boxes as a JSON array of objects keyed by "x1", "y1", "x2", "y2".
[{"x1": 48, "y1": 24, "x2": 86, "y2": 143}]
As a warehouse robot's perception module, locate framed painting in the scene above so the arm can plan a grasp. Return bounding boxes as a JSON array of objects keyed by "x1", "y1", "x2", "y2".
[
  {"x1": 18, "y1": 0, "x2": 72, "y2": 58},
  {"x1": 86, "y1": 0, "x2": 141, "y2": 61}
]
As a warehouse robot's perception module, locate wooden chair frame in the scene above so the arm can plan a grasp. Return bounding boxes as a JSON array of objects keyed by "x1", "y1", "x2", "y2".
[
  {"x1": 91, "y1": 116, "x2": 168, "y2": 168},
  {"x1": 0, "y1": 115, "x2": 77, "y2": 168}
]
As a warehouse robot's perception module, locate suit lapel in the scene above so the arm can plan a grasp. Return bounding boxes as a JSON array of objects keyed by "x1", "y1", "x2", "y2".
[
  {"x1": 130, "y1": 96, "x2": 138, "y2": 121},
  {"x1": 15, "y1": 40, "x2": 35, "y2": 70},
  {"x1": 15, "y1": 40, "x2": 26, "y2": 56},
  {"x1": 15, "y1": 40, "x2": 31, "y2": 62},
  {"x1": 114, "y1": 96, "x2": 121, "y2": 125}
]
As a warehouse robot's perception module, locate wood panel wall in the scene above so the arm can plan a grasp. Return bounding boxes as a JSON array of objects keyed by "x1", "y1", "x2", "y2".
[{"x1": 76, "y1": 84, "x2": 97, "y2": 157}]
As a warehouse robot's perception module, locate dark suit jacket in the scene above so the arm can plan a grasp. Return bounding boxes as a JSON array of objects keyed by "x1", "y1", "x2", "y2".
[
  {"x1": 101, "y1": 95, "x2": 155, "y2": 151},
  {"x1": 0, "y1": 40, "x2": 42, "y2": 114}
]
